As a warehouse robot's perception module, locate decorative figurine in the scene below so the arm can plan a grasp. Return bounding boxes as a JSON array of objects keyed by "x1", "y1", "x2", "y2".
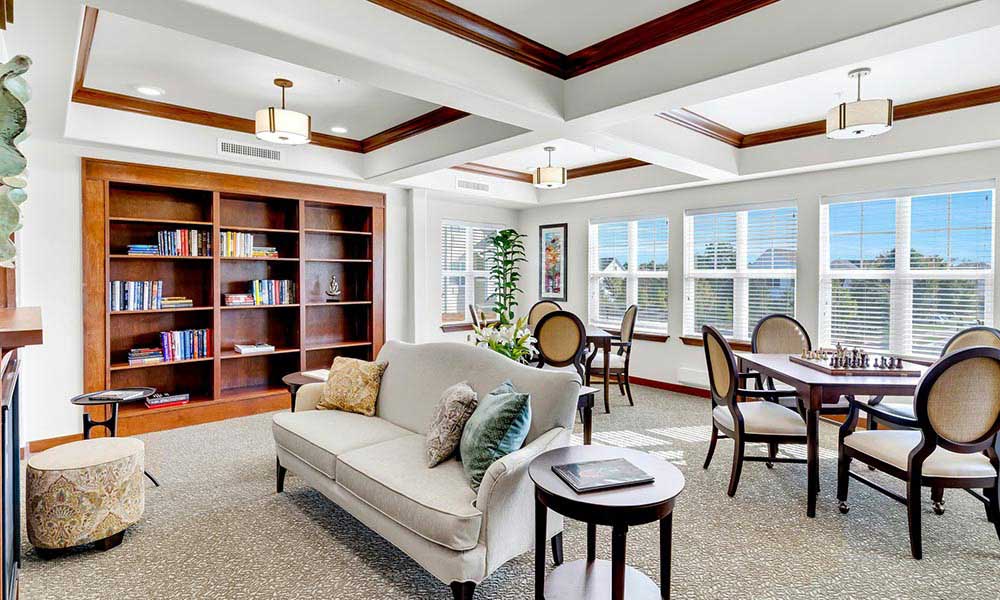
[{"x1": 325, "y1": 275, "x2": 342, "y2": 302}]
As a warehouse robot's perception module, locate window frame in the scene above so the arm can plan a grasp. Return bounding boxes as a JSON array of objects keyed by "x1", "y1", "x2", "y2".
[
  {"x1": 819, "y1": 182, "x2": 996, "y2": 357},
  {"x1": 440, "y1": 220, "x2": 503, "y2": 325},
  {"x1": 587, "y1": 217, "x2": 670, "y2": 335},
  {"x1": 682, "y1": 202, "x2": 798, "y2": 341}
]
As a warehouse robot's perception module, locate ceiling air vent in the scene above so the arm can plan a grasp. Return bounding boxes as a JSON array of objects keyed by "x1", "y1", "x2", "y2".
[
  {"x1": 456, "y1": 178, "x2": 491, "y2": 194},
  {"x1": 217, "y1": 139, "x2": 284, "y2": 164}
]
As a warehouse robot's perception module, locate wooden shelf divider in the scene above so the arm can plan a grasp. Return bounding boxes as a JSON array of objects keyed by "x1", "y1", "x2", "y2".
[{"x1": 83, "y1": 159, "x2": 384, "y2": 436}]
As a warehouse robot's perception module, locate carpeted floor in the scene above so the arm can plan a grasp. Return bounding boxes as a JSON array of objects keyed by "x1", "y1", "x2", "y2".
[{"x1": 19, "y1": 386, "x2": 1000, "y2": 599}]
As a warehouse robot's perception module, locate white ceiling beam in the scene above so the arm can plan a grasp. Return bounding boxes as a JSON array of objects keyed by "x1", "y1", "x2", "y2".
[
  {"x1": 396, "y1": 170, "x2": 538, "y2": 208},
  {"x1": 572, "y1": 116, "x2": 739, "y2": 179},
  {"x1": 564, "y1": 0, "x2": 1000, "y2": 130},
  {"x1": 538, "y1": 165, "x2": 700, "y2": 205}
]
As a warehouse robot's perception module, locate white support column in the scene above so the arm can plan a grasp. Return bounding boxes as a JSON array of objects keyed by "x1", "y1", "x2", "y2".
[
  {"x1": 893, "y1": 197, "x2": 913, "y2": 355},
  {"x1": 627, "y1": 220, "x2": 639, "y2": 309},
  {"x1": 408, "y1": 188, "x2": 430, "y2": 343},
  {"x1": 734, "y1": 211, "x2": 750, "y2": 340}
]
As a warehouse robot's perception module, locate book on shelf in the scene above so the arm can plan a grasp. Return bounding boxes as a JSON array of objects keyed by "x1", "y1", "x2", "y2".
[
  {"x1": 252, "y1": 246, "x2": 278, "y2": 257},
  {"x1": 233, "y1": 342, "x2": 276, "y2": 354},
  {"x1": 159, "y1": 328, "x2": 212, "y2": 362},
  {"x1": 550, "y1": 458, "x2": 655, "y2": 494},
  {"x1": 110, "y1": 280, "x2": 164, "y2": 311},
  {"x1": 250, "y1": 279, "x2": 295, "y2": 305},
  {"x1": 160, "y1": 296, "x2": 194, "y2": 308},
  {"x1": 145, "y1": 391, "x2": 191, "y2": 409},
  {"x1": 223, "y1": 293, "x2": 255, "y2": 306},
  {"x1": 128, "y1": 347, "x2": 164, "y2": 366},
  {"x1": 220, "y1": 231, "x2": 280, "y2": 258},
  {"x1": 302, "y1": 369, "x2": 329, "y2": 381},
  {"x1": 125, "y1": 230, "x2": 211, "y2": 257},
  {"x1": 126, "y1": 244, "x2": 159, "y2": 255}
]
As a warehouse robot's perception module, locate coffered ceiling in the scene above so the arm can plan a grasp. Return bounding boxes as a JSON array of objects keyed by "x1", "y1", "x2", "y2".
[{"x1": 476, "y1": 139, "x2": 623, "y2": 173}]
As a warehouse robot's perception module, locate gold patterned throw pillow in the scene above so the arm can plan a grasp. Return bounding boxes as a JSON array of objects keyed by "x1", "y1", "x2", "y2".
[{"x1": 317, "y1": 357, "x2": 387, "y2": 416}]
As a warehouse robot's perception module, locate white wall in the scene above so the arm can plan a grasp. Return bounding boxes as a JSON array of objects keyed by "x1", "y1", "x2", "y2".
[
  {"x1": 17, "y1": 138, "x2": 412, "y2": 443},
  {"x1": 517, "y1": 147, "x2": 1000, "y2": 388}
]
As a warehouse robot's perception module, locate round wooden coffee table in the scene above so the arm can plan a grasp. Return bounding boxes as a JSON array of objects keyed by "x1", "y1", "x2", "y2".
[{"x1": 530, "y1": 446, "x2": 685, "y2": 600}]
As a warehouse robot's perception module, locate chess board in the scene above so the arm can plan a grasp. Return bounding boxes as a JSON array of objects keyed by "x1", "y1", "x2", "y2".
[{"x1": 789, "y1": 354, "x2": 922, "y2": 377}]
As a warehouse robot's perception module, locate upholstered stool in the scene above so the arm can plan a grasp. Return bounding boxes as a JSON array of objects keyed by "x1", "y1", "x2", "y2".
[{"x1": 26, "y1": 437, "x2": 145, "y2": 554}]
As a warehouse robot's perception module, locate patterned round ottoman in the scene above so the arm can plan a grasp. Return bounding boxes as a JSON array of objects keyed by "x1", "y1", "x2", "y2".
[{"x1": 26, "y1": 437, "x2": 145, "y2": 554}]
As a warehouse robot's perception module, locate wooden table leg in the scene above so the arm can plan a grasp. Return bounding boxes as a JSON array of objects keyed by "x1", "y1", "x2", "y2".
[
  {"x1": 660, "y1": 512, "x2": 672, "y2": 600},
  {"x1": 583, "y1": 400, "x2": 593, "y2": 445},
  {"x1": 587, "y1": 522, "x2": 596, "y2": 562},
  {"x1": 535, "y1": 492, "x2": 547, "y2": 600},
  {"x1": 611, "y1": 524, "x2": 627, "y2": 600},
  {"x1": 806, "y1": 387, "x2": 821, "y2": 518},
  {"x1": 603, "y1": 339, "x2": 611, "y2": 414}
]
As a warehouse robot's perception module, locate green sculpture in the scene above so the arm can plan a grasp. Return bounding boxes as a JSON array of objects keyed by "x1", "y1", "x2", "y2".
[{"x1": 0, "y1": 55, "x2": 31, "y2": 267}]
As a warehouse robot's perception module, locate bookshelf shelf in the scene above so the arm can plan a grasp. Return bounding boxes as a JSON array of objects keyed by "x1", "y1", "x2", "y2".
[
  {"x1": 110, "y1": 356, "x2": 214, "y2": 371},
  {"x1": 84, "y1": 159, "x2": 385, "y2": 436}
]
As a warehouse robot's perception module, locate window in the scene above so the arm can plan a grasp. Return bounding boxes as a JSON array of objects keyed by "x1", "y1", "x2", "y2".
[
  {"x1": 588, "y1": 217, "x2": 669, "y2": 334},
  {"x1": 440, "y1": 221, "x2": 501, "y2": 323},
  {"x1": 683, "y1": 203, "x2": 798, "y2": 339},
  {"x1": 820, "y1": 183, "x2": 994, "y2": 357}
]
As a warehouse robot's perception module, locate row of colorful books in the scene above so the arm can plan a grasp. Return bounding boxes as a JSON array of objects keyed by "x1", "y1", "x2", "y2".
[
  {"x1": 220, "y1": 231, "x2": 281, "y2": 258},
  {"x1": 110, "y1": 280, "x2": 163, "y2": 311},
  {"x1": 250, "y1": 279, "x2": 295, "y2": 305},
  {"x1": 126, "y1": 229, "x2": 212, "y2": 257},
  {"x1": 160, "y1": 328, "x2": 212, "y2": 361}
]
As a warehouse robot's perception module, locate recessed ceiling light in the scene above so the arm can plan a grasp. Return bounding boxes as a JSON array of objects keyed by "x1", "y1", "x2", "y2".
[
  {"x1": 134, "y1": 85, "x2": 165, "y2": 97},
  {"x1": 329, "y1": 126, "x2": 348, "y2": 134}
]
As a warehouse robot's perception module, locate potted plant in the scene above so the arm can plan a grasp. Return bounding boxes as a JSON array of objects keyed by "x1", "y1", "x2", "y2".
[{"x1": 472, "y1": 229, "x2": 536, "y2": 362}]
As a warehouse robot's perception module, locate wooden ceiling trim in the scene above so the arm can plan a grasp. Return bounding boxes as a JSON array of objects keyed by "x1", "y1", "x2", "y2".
[
  {"x1": 73, "y1": 6, "x2": 99, "y2": 94},
  {"x1": 568, "y1": 158, "x2": 650, "y2": 179},
  {"x1": 658, "y1": 108, "x2": 743, "y2": 147},
  {"x1": 453, "y1": 163, "x2": 533, "y2": 183},
  {"x1": 361, "y1": 106, "x2": 469, "y2": 152},
  {"x1": 565, "y1": 0, "x2": 781, "y2": 78},
  {"x1": 740, "y1": 120, "x2": 822, "y2": 148},
  {"x1": 366, "y1": 0, "x2": 565, "y2": 77}
]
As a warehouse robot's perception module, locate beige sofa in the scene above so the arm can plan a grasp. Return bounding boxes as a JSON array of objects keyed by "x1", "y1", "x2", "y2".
[{"x1": 272, "y1": 341, "x2": 580, "y2": 599}]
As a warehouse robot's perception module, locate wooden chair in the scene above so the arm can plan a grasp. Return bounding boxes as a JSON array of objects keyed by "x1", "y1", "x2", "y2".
[
  {"x1": 750, "y1": 313, "x2": 850, "y2": 417},
  {"x1": 527, "y1": 300, "x2": 561, "y2": 330},
  {"x1": 534, "y1": 310, "x2": 587, "y2": 382},
  {"x1": 837, "y1": 346, "x2": 1000, "y2": 559},
  {"x1": 586, "y1": 304, "x2": 637, "y2": 408},
  {"x1": 702, "y1": 325, "x2": 809, "y2": 497}
]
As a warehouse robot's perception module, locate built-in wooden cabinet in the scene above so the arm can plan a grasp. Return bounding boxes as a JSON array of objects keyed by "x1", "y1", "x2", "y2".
[{"x1": 82, "y1": 159, "x2": 384, "y2": 435}]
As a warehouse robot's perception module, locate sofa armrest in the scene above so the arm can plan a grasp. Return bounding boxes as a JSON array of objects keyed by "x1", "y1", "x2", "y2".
[
  {"x1": 293, "y1": 382, "x2": 325, "y2": 412},
  {"x1": 476, "y1": 427, "x2": 569, "y2": 576}
]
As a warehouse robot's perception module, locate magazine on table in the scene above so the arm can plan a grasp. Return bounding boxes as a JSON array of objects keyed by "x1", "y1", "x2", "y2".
[{"x1": 551, "y1": 458, "x2": 654, "y2": 493}]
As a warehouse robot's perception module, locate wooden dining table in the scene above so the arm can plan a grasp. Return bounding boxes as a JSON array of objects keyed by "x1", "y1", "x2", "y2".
[
  {"x1": 734, "y1": 352, "x2": 926, "y2": 518},
  {"x1": 585, "y1": 325, "x2": 614, "y2": 414}
]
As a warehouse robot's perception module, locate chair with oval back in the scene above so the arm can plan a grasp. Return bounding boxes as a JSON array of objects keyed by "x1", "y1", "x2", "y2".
[
  {"x1": 586, "y1": 305, "x2": 638, "y2": 408},
  {"x1": 527, "y1": 300, "x2": 561, "y2": 330},
  {"x1": 534, "y1": 310, "x2": 587, "y2": 382},
  {"x1": 702, "y1": 325, "x2": 809, "y2": 498},
  {"x1": 837, "y1": 345, "x2": 1000, "y2": 559}
]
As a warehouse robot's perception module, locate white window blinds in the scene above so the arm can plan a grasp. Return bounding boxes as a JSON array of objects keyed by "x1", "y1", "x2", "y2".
[
  {"x1": 683, "y1": 203, "x2": 798, "y2": 339},
  {"x1": 441, "y1": 221, "x2": 501, "y2": 324},
  {"x1": 819, "y1": 183, "x2": 995, "y2": 357},
  {"x1": 588, "y1": 217, "x2": 669, "y2": 334}
]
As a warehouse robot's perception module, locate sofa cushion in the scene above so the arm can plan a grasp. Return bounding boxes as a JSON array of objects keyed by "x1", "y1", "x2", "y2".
[
  {"x1": 460, "y1": 380, "x2": 532, "y2": 491},
  {"x1": 318, "y1": 357, "x2": 387, "y2": 416},
  {"x1": 272, "y1": 411, "x2": 410, "y2": 479},
  {"x1": 337, "y1": 435, "x2": 483, "y2": 552}
]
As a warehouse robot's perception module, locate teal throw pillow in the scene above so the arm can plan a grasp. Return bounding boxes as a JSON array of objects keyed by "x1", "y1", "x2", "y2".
[{"x1": 459, "y1": 380, "x2": 532, "y2": 491}]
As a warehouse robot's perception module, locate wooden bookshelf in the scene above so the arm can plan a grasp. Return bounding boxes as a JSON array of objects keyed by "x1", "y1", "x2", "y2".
[{"x1": 82, "y1": 159, "x2": 385, "y2": 435}]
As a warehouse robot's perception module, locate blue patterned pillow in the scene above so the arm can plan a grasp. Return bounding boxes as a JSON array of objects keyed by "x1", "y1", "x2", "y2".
[{"x1": 459, "y1": 380, "x2": 532, "y2": 490}]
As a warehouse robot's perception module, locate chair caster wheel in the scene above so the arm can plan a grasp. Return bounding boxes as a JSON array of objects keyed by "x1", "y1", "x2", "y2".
[
  {"x1": 838, "y1": 502, "x2": 850, "y2": 514},
  {"x1": 867, "y1": 465, "x2": 876, "y2": 471},
  {"x1": 933, "y1": 501, "x2": 945, "y2": 516},
  {"x1": 765, "y1": 462, "x2": 774, "y2": 469}
]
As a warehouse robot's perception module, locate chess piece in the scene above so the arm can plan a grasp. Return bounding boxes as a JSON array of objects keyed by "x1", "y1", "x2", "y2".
[
  {"x1": 880, "y1": 356, "x2": 887, "y2": 369},
  {"x1": 801, "y1": 349, "x2": 808, "y2": 359},
  {"x1": 325, "y1": 275, "x2": 342, "y2": 302},
  {"x1": 895, "y1": 357, "x2": 903, "y2": 369}
]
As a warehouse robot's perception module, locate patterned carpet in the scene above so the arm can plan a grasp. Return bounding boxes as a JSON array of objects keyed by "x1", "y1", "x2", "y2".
[{"x1": 19, "y1": 386, "x2": 1000, "y2": 599}]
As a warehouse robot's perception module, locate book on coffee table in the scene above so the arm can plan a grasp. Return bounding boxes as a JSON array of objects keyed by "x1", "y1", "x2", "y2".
[
  {"x1": 551, "y1": 458, "x2": 654, "y2": 493},
  {"x1": 301, "y1": 369, "x2": 330, "y2": 381}
]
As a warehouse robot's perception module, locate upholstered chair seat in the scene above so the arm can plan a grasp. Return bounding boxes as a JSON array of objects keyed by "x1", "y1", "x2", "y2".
[
  {"x1": 712, "y1": 402, "x2": 806, "y2": 436},
  {"x1": 843, "y1": 430, "x2": 994, "y2": 478},
  {"x1": 589, "y1": 352, "x2": 625, "y2": 370}
]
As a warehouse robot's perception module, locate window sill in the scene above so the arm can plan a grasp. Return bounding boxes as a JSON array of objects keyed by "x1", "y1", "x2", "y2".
[
  {"x1": 600, "y1": 327, "x2": 669, "y2": 343},
  {"x1": 439, "y1": 320, "x2": 498, "y2": 333},
  {"x1": 680, "y1": 335, "x2": 752, "y2": 352}
]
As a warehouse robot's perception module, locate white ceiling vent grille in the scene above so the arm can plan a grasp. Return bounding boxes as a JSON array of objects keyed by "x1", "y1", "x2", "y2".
[
  {"x1": 456, "y1": 178, "x2": 491, "y2": 194},
  {"x1": 217, "y1": 139, "x2": 284, "y2": 164}
]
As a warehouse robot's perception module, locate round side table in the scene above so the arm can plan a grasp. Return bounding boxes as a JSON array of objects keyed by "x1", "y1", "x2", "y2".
[
  {"x1": 530, "y1": 446, "x2": 685, "y2": 600},
  {"x1": 70, "y1": 387, "x2": 159, "y2": 486}
]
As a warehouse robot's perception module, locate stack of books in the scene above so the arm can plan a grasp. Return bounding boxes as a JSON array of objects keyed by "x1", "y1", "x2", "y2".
[
  {"x1": 127, "y1": 347, "x2": 164, "y2": 366},
  {"x1": 160, "y1": 328, "x2": 211, "y2": 361},
  {"x1": 157, "y1": 229, "x2": 211, "y2": 256},
  {"x1": 126, "y1": 244, "x2": 159, "y2": 256},
  {"x1": 234, "y1": 342, "x2": 276, "y2": 354},
  {"x1": 145, "y1": 392, "x2": 190, "y2": 409},
  {"x1": 252, "y1": 246, "x2": 279, "y2": 258},
  {"x1": 161, "y1": 296, "x2": 194, "y2": 309},
  {"x1": 110, "y1": 280, "x2": 164, "y2": 311},
  {"x1": 223, "y1": 293, "x2": 255, "y2": 306},
  {"x1": 250, "y1": 279, "x2": 295, "y2": 305}
]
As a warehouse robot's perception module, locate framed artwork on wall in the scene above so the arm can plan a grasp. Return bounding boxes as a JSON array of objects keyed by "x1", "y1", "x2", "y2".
[{"x1": 539, "y1": 223, "x2": 568, "y2": 301}]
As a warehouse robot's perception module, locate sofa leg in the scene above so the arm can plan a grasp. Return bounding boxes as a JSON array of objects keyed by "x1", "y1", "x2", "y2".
[
  {"x1": 551, "y1": 531, "x2": 564, "y2": 565},
  {"x1": 276, "y1": 457, "x2": 287, "y2": 493},
  {"x1": 450, "y1": 581, "x2": 476, "y2": 600},
  {"x1": 94, "y1": 530, "x2": 125, "y2": 552}
]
